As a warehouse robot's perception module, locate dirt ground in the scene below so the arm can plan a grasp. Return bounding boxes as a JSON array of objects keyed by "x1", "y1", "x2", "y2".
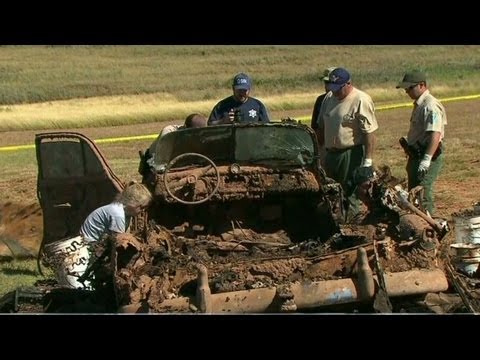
[{"x1": 0, "y1": 103, "x2": 479, "y2": 258}]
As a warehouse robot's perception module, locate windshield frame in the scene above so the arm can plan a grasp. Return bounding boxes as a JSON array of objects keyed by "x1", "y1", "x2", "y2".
[{"x1": 152, "y1": 122, "x2": 318, "y2": 170}]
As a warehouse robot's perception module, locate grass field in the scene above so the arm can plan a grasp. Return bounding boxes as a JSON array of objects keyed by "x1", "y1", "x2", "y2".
[{"x1": 1, "y1": 45, "x2": 480, "y2": 130}]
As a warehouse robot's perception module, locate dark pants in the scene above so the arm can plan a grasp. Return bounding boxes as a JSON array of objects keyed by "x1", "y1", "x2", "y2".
[
  {"x1": 325, "y1": 145, "x2": 364, "y2": 221},
  {"x1": 406, "y1": 151, "x2": 444, "y2": 215}
]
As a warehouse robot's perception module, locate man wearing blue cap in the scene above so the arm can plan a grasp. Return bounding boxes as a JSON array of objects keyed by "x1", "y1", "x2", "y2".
[
  {"x1": 396, "y1": 70, "x2": 447, "y2": 215},
  {"x1": 208, "y1": 73, "x2": 270, "y2": 125},
  {"x1": 317, "y1": 67, "x2": 378, "y2": 222}
]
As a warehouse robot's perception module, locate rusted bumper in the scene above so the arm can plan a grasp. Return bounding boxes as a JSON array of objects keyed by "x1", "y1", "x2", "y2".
[{"x1": 119, "y1": 248, "x2": 448, "y2": 313}]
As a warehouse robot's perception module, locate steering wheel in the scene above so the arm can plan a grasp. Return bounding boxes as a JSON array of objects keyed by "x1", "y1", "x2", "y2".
[{"x1": 163, "y1": 152, "x2": 220, "y2": 205}]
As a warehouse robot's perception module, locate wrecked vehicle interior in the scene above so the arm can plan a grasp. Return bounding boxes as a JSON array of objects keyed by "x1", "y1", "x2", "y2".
[{"x1": 2, "y1": 122, "x2": 479, "y2": 314}]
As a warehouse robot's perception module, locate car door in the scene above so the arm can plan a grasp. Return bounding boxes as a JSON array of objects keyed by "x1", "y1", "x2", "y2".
[{"x1": 35, "y1": 132, "x2": 124, "y2": 247}]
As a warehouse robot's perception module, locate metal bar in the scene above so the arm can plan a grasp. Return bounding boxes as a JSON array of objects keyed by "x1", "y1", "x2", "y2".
[{"x1": 119, "y1": 268, "x2": 448, "y2": 313}]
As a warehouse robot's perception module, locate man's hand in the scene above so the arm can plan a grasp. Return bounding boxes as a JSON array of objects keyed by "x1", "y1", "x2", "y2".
[
  {"x1": 228, "y1": 109, "x2": 235, "y2": 122},
  {"x1": 352, "y1": 165, "x2": 375, "y2": 185},
  {"x1": 418, "y1": 154, "x2": 432, "y2": 179},
  {"x1": 361, "y1": 158, "x2": 373, "y2": 167}
]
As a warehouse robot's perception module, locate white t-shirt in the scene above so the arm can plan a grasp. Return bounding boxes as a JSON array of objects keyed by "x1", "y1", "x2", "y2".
[{"x1": 80, "y1": 202, "x2": 129, "y2": 242}]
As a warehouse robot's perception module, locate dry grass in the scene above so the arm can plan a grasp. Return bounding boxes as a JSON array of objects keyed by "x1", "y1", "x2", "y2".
[{"x1": 1, "y1": 45, "x2": 480, "y2": 131}]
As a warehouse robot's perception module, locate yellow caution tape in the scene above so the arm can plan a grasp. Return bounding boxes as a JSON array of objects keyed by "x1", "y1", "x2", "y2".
[{"x1": 2, "y1": 94, "x2": 480, "y2": 152}]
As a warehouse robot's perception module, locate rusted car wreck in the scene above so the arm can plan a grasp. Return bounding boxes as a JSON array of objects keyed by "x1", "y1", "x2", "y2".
[{"x1": 3, "y1": 122, "x2": 462, "y2": 313}]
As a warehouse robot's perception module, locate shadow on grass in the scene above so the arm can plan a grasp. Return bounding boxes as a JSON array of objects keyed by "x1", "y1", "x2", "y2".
[
  {"x1": 0, "y1": 236, "x2": 35, "y2": 260},
  {"x1": 0, "y1": 256, "x2": 14, "y2": 263},
  {"x1": 1, "y1": 268, "x2": 38, "y2": 276},
  {"x1": 0, "y1": 255, "x2": 37, "y2": 263}
]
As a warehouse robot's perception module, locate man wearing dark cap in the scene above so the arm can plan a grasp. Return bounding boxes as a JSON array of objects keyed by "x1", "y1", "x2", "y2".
[
  {"x1": 396, "y1": 70, "x2": 447, "y2": 215},
  {"x1": 208, "y1": 72, "x2": 270, "y2": 125},
  {"x1": 317, "y1": 67, "x2": 378, "y2": 222}
]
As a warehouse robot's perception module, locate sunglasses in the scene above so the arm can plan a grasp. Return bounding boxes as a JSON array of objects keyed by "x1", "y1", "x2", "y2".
[{"x1": 406, "y1": 83, "x2": 421, "y2": 91}]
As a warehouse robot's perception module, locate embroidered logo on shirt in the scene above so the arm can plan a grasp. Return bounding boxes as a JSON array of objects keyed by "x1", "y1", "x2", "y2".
[
  {"x1": 341, "y1": 113, "x2": 355, "y2": 126},
  {"x1": 249, "y1": 109, "x2": 257, "y2": 118}
]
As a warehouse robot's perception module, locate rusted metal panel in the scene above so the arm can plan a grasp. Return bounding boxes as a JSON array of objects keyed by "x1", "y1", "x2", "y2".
[{"x1": 35, "y1": 132, "x2": 124, "y2": 246}]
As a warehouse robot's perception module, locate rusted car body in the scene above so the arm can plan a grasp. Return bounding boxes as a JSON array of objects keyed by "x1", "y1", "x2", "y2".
[
  {"x1": 114, "y1": 122, "x2": 448, "y2": 313},
  {"x1": 21, "y1": 123, "x2": 453, "y2": 313}
]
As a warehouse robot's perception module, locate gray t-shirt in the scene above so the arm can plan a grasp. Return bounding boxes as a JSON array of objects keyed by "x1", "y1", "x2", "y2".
[{"x1": 80, "y1": 202, "x2": 129, "y2": 242}]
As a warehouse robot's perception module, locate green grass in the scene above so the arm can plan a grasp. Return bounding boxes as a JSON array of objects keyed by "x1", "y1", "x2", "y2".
[
  {"x1": 0, "y1": 45, "x2": 474, "y2": 103},
  {"x1": 0, "y1": 259, "x2": 44, "y2": 295},
  {"x1": 1, "y1": 45, "x2": 480, "y2": 130},
  {"x1": 0, "y1": 149, "x2": 38, "y2": 179}
]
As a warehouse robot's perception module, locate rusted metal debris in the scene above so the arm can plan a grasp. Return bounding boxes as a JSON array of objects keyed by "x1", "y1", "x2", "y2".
[{"x1": 26, "y1": 128, "x2": 459, "y2": 314}]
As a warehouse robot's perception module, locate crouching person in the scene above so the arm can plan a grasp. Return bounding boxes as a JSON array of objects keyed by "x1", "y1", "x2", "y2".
[
  {"x1": 80, "y1": 182, "x2": 152, "y2": 243},
  {"x1": 44, "y1": 182, "x2": 152, "y2": 292}
]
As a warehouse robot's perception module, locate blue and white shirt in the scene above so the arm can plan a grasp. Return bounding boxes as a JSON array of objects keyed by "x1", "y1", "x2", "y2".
[
  {"x1": 80, "y1": 202, "x2": 130, "y2": 242},
  {"x1": 208, "y1": 96, "x2": 270, "y2": 125}
]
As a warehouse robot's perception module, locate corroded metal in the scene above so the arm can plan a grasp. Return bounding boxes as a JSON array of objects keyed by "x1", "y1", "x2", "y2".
[{"x1": 120, "y1": 269, "x2": 447, "y2": 313}]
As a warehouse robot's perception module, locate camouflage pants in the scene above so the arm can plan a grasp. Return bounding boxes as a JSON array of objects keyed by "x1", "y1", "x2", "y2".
[{"x1": 406, "y1": 151, "x2": 445, "y2": 215}]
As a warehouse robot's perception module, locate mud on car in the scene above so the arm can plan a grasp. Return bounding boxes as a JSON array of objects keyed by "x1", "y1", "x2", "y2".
[{"x1": 2, "y1": 122, "x2": 457, "y2": 313}]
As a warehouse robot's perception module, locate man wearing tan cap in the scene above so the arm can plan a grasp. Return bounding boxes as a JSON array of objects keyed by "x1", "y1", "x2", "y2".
[
  {"x1": 396, "y1": 70, "x2": 447, "y2": 215},
  {"x1": 311, "y1": 67, "x2": 336, "y2": 130},
  {"x1": 311, "y1": 67, "x2": 335, "y2": 167}
]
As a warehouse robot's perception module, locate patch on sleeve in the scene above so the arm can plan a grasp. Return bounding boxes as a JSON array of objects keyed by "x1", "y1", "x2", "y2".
[{"x1": 428, "y1": 111, "x2": 439, "y2": 125}]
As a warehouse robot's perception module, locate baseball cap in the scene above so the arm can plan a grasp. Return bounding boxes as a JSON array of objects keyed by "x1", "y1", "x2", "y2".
[
  {"x1": 396, "y1": 70, "x2": 426, "y2": 89},
  {"x1": 232, "y1": 73, "x2": 251, "y2": 90},
  {"x1": 322, "y1": 66, "x2": 337, "y2": 81},
  {"x1": 325, "y1": 67, "x2": 351, "y2": 92}
]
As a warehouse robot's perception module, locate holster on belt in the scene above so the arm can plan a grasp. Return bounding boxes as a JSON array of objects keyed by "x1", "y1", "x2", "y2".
[{"x1": 399, "y1": 137, "x2": 442, "y2": 160}]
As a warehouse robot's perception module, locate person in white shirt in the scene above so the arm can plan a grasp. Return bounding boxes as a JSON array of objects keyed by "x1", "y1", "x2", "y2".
[{"x1": 80, "y1": 182, "x2": 152, "y2": 242}]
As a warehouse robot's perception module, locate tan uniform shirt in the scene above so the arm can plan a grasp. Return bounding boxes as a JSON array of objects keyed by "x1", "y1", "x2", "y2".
[
  {"x1": 160, "y1": 124, "x2": 182, "y2": 138},
  {"x1": 407, "y1": 89, "x2": 447, "y2": 146},
  {"x1": 317, "y1": 87, "x2": 378, "y2": 149},
  {"x1": 148, "y1": 124, "x2": 182, "y2": 164}
]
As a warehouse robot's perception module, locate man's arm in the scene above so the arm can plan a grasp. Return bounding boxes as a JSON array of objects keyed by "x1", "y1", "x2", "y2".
[
  {"x1": 424, "y1": 131, "x2": 441, "y2": 156},
  {"x1": 208, "y1": 107, "x2": 221, "y2": 125},
  {"x1": 417, "y1": 131, "x2": 441, "y2": 177},
  {"x1": 311, "y1": 95, "x2": 323, "y2": 129},
  {"x1": 315, "y1": 128, "x2": 325, "y2": 147},
  {"x1": 364, "y1": 132, "x2": 376, "y2": 160},
  {"x1": 258, "y1": 102, "x2": 270, "y2": 122},
  {"x1": 361, "y1": 131, "x2": 376, "y2": 167}
]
